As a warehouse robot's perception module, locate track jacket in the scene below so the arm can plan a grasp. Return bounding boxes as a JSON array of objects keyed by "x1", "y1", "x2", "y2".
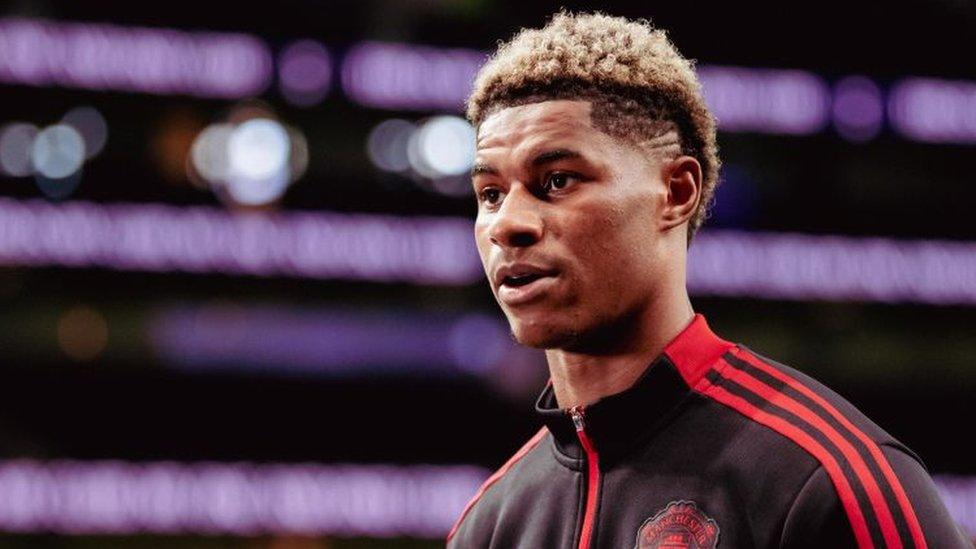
[{"x1": 446, "y1": 313, "x2": 971, "y2": 548}]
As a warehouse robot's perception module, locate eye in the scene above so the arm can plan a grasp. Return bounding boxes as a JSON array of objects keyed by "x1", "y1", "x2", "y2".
[
  {"x1": 478, "y1": 187, "x2": 503, "y2": 206},
  {"x1": 543, "y1": 172, "x2": 578, "y2": 194}
]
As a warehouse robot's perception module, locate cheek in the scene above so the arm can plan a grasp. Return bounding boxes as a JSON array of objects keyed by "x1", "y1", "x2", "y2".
[
  {"x1": 568, "y1": 201, "x2": 631, "y2": 260},
  {"x1": 568, "y1": 201, "x2": 656, "y2": 295},
  {"x1": 474, "y1": 221, "x2": 491, "y2": 257},
  {"x1": 473, "y1": 228, "x2": 495, "y2": 282}
]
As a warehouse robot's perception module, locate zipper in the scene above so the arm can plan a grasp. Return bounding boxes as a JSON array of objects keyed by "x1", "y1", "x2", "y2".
[{"x1": 569, "y1": 405, "x2": 600, "y2": 549}]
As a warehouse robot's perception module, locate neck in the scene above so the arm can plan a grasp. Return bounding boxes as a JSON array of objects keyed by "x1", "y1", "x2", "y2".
[{"x1": 545, "y1": 291, "x2": 695, "y2": 409}]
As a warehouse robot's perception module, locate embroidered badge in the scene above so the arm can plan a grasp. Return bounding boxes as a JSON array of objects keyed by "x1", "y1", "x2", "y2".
[{"x1": 634, "y1": 500, "x2": 720, "y2": 549}]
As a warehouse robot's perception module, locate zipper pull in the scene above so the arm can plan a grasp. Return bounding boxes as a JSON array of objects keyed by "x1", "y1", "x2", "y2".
[{"x1": 569, "y1": 405, "x2": 586, "y2": 432}]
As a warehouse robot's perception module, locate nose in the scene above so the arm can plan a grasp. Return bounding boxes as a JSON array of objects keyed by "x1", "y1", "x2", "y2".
[{"x1": 487, "y1": 185, "x2": 543, "y2": 248}]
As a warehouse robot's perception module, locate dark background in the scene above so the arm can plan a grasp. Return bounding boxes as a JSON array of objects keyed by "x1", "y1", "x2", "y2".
[{"x1": 0, "y1": 0, "x2": 974, "y2": 546}]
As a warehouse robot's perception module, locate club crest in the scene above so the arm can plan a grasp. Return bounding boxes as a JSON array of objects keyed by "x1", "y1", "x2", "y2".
[{"x1": 634, "y1": 500, "x2": 720, "y2": 549}]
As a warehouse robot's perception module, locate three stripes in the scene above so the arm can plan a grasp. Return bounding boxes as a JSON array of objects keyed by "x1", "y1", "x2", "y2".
[{"x1": 696, "y1": 347, "x2": 926, "y2": 549}]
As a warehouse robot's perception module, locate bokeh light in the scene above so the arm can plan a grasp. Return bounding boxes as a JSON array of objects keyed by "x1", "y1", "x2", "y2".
[
  {"x1": 0, "y1": 122, "x2": 38, "y2": 177},
  {"x1": 188, "y1": 107, "x2": 307, "y2": 207},
  {"x1": 833, "y1": 76, "x2": 884, "y2": 142},
  {"x1": 0, "y1": 18, "x2": 273, "y2": 99},
  {"x1": 61, "y1": 106, "x2": 108, "y2": 159},
  {"x1": 286, "y1": 125, "x2": 309, "y2": 182},
  {"x1": 224, "y1": 117, "x2": 292, "y2": 206},
  {"x1": 698, "y1": 67, "x2": 831, "y2": 134},
  {"x1": 227, "y1": 118, "x2": 291, "y2": 182},
  {"x1": 367, "y1": 118, "x2": 415, "y2": 173},
  {"x1": 277, "y1": 39, "x2": 332, "y2": 107},
  {"x1": 56, "y1": 305, "x2": 109, "y2": 361},
  {"x1": 368, "y1": 116, "x2": 477, "y2": 197},
  {"x1": 224, "y1": 160, "x2": 290, "y2": 205},
  {"x1": 189, "y1": 123, "x2": 234, "y2": 185},
  {"x1": 2, "y1": 115, "x2": 100, "y2": 199},
  {"x1": 888, "y1": 77, "x2": 976, "y2": 144},
  {"x1": 407, "y1": 115, "x2": 476, "y2": 178},
  {"x1": 151, "y1": 108, "x2": 206, "y2": 186},
  {"x1": 340, "y1": 41, "x2": 485, "y2": 111},
  {"x1": 31, "y1": 124, "x2": 85, "y2": 179}
]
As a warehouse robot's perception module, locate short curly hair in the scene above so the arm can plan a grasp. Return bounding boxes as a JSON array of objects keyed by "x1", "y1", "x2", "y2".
[{"x1": 466, "y1": 11, "x2": 721, "y2": 247}]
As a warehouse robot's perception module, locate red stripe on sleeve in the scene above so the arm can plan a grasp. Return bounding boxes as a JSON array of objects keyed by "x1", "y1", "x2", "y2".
[
  {"x1": 732, "y1": 348, "x2": 927, "y2": 549},
  {"x1": 696, "y1": 373, "x2": 876, "y2": 549},
  {"x1": 721, "y1": 361, "x2": 903, "y2": 548}
]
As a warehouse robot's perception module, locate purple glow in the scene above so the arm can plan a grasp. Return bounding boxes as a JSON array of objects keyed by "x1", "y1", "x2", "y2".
[
  {"x1": 832, "y1": 75, "x2": 884, "y2": 142},
  {"x1": 0, "y1": 198, "x2": 974, "y2": 305},
  {"x1": 0, "y1": 17, "x2": 272, "y2": 98},
  {"x1": 697, "y1": 66, "x2": 831, "y2": 134},
  {"x1": 889, "y1": 78, "x2": 976, "y2": 144},
  {"x1": 149, "y1": 305, "x2": 513, "y2": 377},
  {"x1": 688, "y1": 230, "x2": 976, "y2": 305},
  {"x1": 339, "y1": 41, "x2": 976, "y2": 143},
  {"x1": 340, "y1": 44, "x2": 834, "y2": 135},
  {"x1": 277, "y1": 39, "x2": 332, "y2": 107},
  {"x1": 933, "y1": 476, "x2": 976, "y2": 538},
  {"x1": 0, "y1": 460, "x2": 966, "y2": 539},
  {"x1": 1, "y1": 20, "x2": 972, "y2": 146},
  {"x1": 341, "y1": 41, "x2": 486, "y2": 111},
  {"x1": 0, "y1": 198, "x2": 482, "y2": 284},
  {"x1": 0, "y1": 459, "x2": 488, "y2": 537}
]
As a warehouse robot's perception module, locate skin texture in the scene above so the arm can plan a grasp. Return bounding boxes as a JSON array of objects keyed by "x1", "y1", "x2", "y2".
[{"x1": 473, "y1": 100, "x2": 703, "y2": 408}]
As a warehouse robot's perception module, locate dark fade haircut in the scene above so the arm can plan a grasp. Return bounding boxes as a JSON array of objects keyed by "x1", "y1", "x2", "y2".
[{"x1": 465, "y1": 11, "x2": 721, "y2": 248}]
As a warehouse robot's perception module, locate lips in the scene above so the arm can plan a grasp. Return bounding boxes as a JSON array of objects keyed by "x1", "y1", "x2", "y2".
[
  {"x1": 503, "y1": 272, "x2": 544, "y2": 287},
  {"x1": 495, "y1": 263, "x2": 558, "y2": 306},
  {"x1": 494, "y1": 263, "x2": 556, "y2": 287}
]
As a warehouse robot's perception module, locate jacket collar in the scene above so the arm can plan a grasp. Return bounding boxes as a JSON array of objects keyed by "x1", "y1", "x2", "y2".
[{"x1": 534, "y1": 313, "x2": 735, "y2": 467}]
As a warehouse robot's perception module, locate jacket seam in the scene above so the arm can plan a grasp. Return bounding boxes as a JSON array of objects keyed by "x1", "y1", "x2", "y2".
[
  {"x1": 879, "y1": 441, "x2": 927, "y2": 473},
  {"x1": 447, "y1": 429, "x2": 548, "y2": 544},
  {"x1": 778, "y1": 462, "x2": 827, "y2": 547}
]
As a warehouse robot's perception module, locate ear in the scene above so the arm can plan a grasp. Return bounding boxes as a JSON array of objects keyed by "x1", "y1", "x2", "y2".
[{"x1": 659, "y1": 155, "x2": 702, "y2": 232}]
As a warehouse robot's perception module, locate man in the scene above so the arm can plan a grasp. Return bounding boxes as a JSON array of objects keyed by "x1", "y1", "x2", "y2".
[{"x1": 446, "y1": 11, "x2": 970, "y2": 549}]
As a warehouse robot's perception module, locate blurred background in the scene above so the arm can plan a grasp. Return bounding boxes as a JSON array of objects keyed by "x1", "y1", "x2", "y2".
[{"x1": 0, "y1": 0, "x2": 974, "y2": 547}]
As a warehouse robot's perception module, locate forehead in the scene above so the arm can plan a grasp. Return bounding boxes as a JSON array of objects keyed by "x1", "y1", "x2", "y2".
[{"x1": 476, "y1": 100, "x2": 603, "y2": 151}]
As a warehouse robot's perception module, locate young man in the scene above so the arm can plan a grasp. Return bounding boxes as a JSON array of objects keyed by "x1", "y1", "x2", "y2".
[{"x1": 446, "y1": 11, "x2": 970, "y2": 549}]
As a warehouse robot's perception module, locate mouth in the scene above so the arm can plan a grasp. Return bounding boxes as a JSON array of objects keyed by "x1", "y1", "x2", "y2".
[
  {"x1": 502, "y1": 272, "x2": 544, "y2": 287},
  {"x1": 498, "y1": 272, "x2": 558, "y2": 306}
]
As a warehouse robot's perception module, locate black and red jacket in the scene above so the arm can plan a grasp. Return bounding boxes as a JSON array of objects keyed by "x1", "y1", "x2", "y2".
[{"x1": 446, "y1": 313, "x2": 970, "y2": 548}]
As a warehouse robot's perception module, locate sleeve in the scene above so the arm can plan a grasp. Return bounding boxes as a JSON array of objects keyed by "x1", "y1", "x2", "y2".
[
  {"x1": 779, "y1": 465, "x2": 859, "y2": 548},
  {"x1": 780, "y1": 445, "x2": 973, "y2": 548},
  {"x1": 879, "y1": 444, "x2": 973, "y2": 548}
]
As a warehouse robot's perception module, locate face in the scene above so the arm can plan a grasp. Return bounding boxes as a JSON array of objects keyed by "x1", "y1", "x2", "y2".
[{"x1": 473, "y1": 100, "x2": 686, "y2": 352}]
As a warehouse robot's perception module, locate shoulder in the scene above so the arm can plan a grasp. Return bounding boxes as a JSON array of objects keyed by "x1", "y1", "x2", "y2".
[
  {"x1": 698, "y1": 345, "x2": 969, "y2": 548},
  {"x1": 446, "y1": 427, "x2": 549, "y2": 546},
  {"x1": 711, "y1": 345, "x2": 909, "y2": 450},
  {"x1": 780, "y1": 444, "x2": 971, "y2": 547}
]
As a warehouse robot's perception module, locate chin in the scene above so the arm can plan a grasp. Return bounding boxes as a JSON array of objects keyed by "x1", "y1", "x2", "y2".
[
  {"x1": 507, "y1": 316, "x2": 581, "y2": 350},
  {"x1": 507, "y1": 305, "x2": 633, "y2": 354}
]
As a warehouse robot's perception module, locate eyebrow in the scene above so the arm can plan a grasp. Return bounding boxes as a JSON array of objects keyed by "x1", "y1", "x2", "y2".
[
  {"x1": 471, "y1": 148, "x2": 584, "y2": 178},
  {"x1": 531, "y1": 148, "x2": 582, "y2": 166},
  {"x1": 471, "y1": 163, "x2": 497, "y2": 177}
]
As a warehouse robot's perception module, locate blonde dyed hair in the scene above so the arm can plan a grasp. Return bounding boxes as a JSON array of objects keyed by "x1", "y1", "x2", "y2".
[{"x1": 466, "y1": 11, "x2": 721, "y2": 247}]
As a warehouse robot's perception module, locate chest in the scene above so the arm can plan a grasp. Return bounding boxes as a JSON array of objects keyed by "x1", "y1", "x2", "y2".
[{"x1": 484, "y1": 456, "x2": 799, "y2": 549}]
